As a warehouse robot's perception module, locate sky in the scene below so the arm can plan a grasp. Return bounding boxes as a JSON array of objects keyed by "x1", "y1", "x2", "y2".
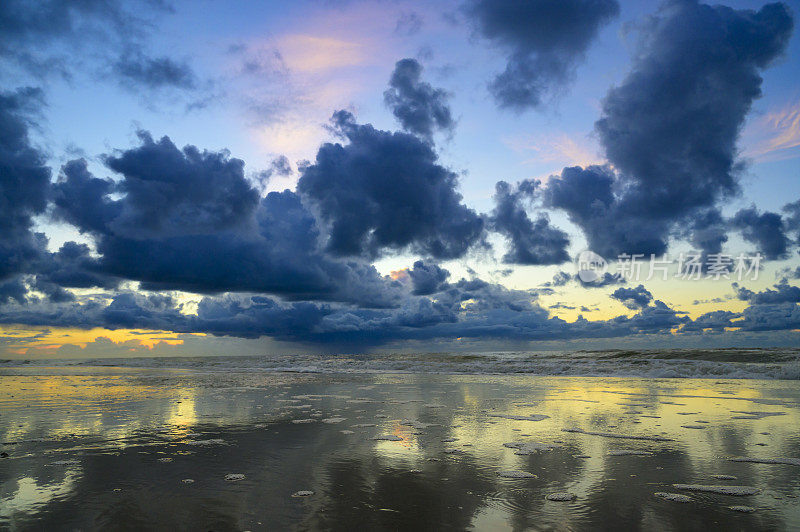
[{"x1": 1, "y1": 0, "x2": 800, "y2": 359}]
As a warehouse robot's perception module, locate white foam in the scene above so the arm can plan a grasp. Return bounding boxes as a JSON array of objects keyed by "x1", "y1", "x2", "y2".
[
  {"x1": 158, "y1": 457, "x2": 173, "y2": 463},
  {"x1": 731, "y1": 411, "x2": 786, "y2": 420},
  {"x1": 184, "y1": 438, "x2": 226, "y2": 445},
  {"x1": 321, "y1": 417, "x2": 346, "y2": 424},
  {"x1": 654, "y1": 492, "x2": 692, "y2": 503},
  {"x1": 562, "y1": 428, "x2": 673, "y2": 442},
  {"x1": 181, "y1": 479, "x2": 195, "y2": 484},
  {"x1": 728, "y1": 505, "x2": 756, "y2": 512},
  {"x1": 711, "y1": 474, "x2": 737, "y2": 480},
  {"x1": 225, "y1": 474, "x2": 246, "y2": 481},
  {"x1": 373, "y1": 435, "x2": 403, "y2": 441},
  {"x1": 503, "y1": 441, "x2": 559, "y2": 455},
  {"x1": 545, "y1": 493, "x2": 576, "y2": 501},
  {"x1": 729, "y1": 456, "x2": 800, "y2": 466},
  {"x1": 291, "y1": 418, "x2": 317, "y2": 424},
  {"x1": 400, "y1": 420, "x2": 438, "y2": 430},
  {"x1": 490, "y1": 413, "x2": 549, "y2": 422},
  {"x1": 608, "y1": 450, "x2": 653, "y2": 456},
  {"x1": 291, "y1": 490, "x2": 314, "y2": 497},
  {"x1": 339, "y1": 430, "x2": 355, "y2": 435},
  {"x1": 497, "y1": 470, "x2": 537, "y2": 478},
  {"x1": 672, "y1": 484, "x2": 760, "y2": 496}
]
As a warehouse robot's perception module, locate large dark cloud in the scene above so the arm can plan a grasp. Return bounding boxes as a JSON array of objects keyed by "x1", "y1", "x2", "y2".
[
  {"x1": 611, "y1": 284, "x2": 653, "y2": 310},
  {"x1": 384, "y1": 58, "x2": 454, "y2": 141},
  {"x1": 0, "y1": 274, "x2": 694, "y2": 346},
  {"x1": 297, "y1": 111, "x2": 484, "y2": 260},
  {"x1": 731, "y1": 206, "x2": 790, "y2": 260},
  {"x1": 546, "y1": 1, "x2": 794, "y2": 258},
  {"x1": 466, "y1": 0, "x2": 619, "y2": 109},
  {"x1": 0, "y1": 87, "x2": 51, "y2": 280},
  {"x1": 489, "y1": 179, "x2": 570, "y2": 265},
  {"x1": 782, "y1": 199, "x2": 800, "y2": 247},
  {"x1": 51, "y1": 132, "x2": 405, "y2": 307},
  {"x1": 407, "y1": 260, "x2": 450, "y2": 296},
  {"x1": 103, "y1": 132, "x2": 259, "y2": 237},
  {"x1": 734, "y1": 279, "x2": 800, "y2": 305}
]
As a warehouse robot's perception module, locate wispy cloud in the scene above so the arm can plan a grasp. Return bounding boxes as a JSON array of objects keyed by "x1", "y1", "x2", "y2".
[
  {"x1": 505, "y1": 132, "x2": 603, "y2": 169},
  {"x1": 277, "y1": 35, "x2": 367, "y2": 73},
  {"x1": 742, "y1": 100, "x2": 800, "y2": 162}
]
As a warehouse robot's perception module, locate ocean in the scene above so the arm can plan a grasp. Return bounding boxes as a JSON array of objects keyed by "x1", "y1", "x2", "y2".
[{"x1": 2, "y1": 348, "x2": 799, "y2": 530}]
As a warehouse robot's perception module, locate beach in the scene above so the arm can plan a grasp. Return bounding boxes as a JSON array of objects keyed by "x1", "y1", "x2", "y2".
[{"x1": 2, "y1": 351, "x2": 800, "y2": 530}]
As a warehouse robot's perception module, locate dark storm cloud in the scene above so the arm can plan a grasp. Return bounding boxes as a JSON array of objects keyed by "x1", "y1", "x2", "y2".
[
  {"x1": 738, "y1": 302, "x2": 800, "y2": 331},
  {"x1": 0, "y1": 87, "x2": 51, "y2": 281},
  {"x1": 102, "y1": 131, "x2": 259, "y2": 237},
  {"x1": 546, "y1": 1, "x2": 793, "y2": 258},
  {"x1": 489, "y1": 179, "x2": 570, "y2": 265},
  {"x1": 36, "y1": 241, "x2": 118, "y2": 290},
  {"x1": 408, "y1": 261, "x2": 450, "y2": 296},
  {"x1": 384, "y1": 58, "x2": 454, "y2": 141},
  {"x1": 50, "y1": 133, "x2": 406, "y2": 307},
  {"x1": 112, "y1": 50, "x2": 197, "y2": 90},
  {"x1": 297, "y1": 111, "x2": 484, "y2": 260},
  {"x1": 687, "y1": 208, "x2": 729, "y2": 257},
  {"x1": 782, "y1": 199, "x2": 800, "y2": 246},
  {"x1": 52, "y1": 158, "x2": 121, "y2": 234},
  {"x1": 545, "y1": 165, "x2": 670, "y2": 257},
  {"x1": 466, "y1": 0, "x2": 619, "y2": 109},
  {"x1": 0, "y1": 278, "x2": 28, "y2": 304},
  {"x1": 611, "y1": 285, "x2": 653, "y2": 310},
  {"x1": 681, "y1": 310, "x2": 740, "y2": 331},
  {"x1": 731, "y1": 206, "x2": 790, "y2": 260},
  {"x1": 733, "y1": 280, "x2": 800, "y2": 305}
]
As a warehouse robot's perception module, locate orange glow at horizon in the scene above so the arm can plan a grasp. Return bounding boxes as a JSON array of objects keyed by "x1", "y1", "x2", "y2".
[{"x1": 0, "y1": 325, "x2": 204, "y2": 357}]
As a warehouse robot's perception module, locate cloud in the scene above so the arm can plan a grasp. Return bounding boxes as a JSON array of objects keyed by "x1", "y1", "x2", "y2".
[
  {"x1": 681, "y1": 309, "x2": 740, "y2": 331},
  {"x1": 0, "y1": 0, "x2": 202, "y2": 97},
  {"x1": 277, "y1": 35, "x2": 366, "y2": 73},
  {"x1": 0, "y1": 276, "x2": 698, "y2": 347},
  {"x1": 384, "y1": 58, "x2": 454, "y2": 141},
  {"x1": 742, "y1": 99, "x2": 800, "y2": 162},
  {"x1": 783, "y1": 199, "x2": 800, "y2": 246},
  {"x1": 407, "y1": 260, "x2": 450, "y2": 295},
  {"x1": 112, "y1": 50, "x2": 197, "y2": 90},
  {"x1": 611, "y1": 284, "x2": 653, "y2": 310},
  {"x1": 489, "y1": 179, "x2": 570, "y2": 265},
  {"x1": 734, "y1": 279, "x2": 800, "y2": 305},
  {"x1": 545, "y1": 165, "x2": 670, "y2": 257},
  {"x1": 51, "y1": 132, "x2": 406, "y2": 307},
  {"x1": 297, "y1": 111, "x2": 484, "y2": 259},
  {"x1": 466, "y1": 0, "x2": 619, "y2": 109},
  {"x1": 395, "y1": 11, "x2": 423, "y2": 36},
  {"x1": 732, "y1": 206, "x2": 789, "y2": 260},
  {"x1": 546, "y1": 1, "x2": 794, "y2": 258},
  {"x1": 738, "y1": 301, "x2": 800, "y2": 331},
  {"x1": 0, "y1": 87, "x2": 51, "y2": 281}
]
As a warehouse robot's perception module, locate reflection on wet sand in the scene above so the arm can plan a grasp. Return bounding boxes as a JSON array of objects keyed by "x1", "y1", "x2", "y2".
[{"x1": 1, "y1": 369, "x2": 799, "y2": 530}]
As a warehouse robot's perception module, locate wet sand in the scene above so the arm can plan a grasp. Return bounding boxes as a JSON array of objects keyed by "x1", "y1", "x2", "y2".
[{"x1": 1, "y1": 366, "x2": 799, "y2": 530}]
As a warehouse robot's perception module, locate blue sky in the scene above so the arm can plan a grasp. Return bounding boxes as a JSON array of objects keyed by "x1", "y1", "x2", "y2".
[{"x1": 1, "y1": 0, "x2": 800, "y2": 357}]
